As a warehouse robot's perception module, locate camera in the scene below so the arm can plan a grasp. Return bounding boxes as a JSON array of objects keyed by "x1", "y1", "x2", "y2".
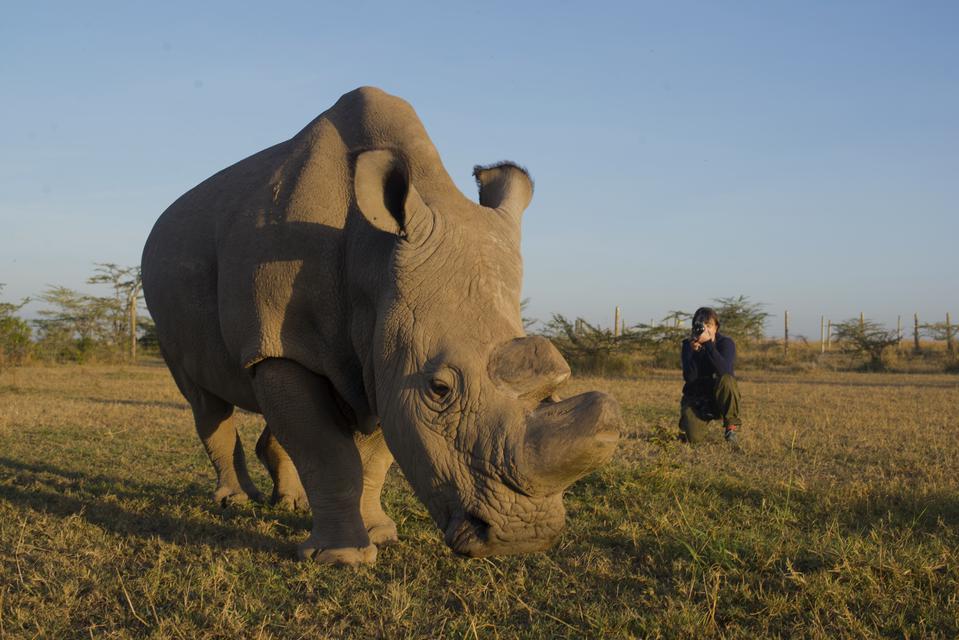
[{"x1": 691, "y1": 321, "x2": 707, "y2": 337}]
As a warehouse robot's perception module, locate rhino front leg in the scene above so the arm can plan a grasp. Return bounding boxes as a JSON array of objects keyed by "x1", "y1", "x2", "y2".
[
  {"x1": 255, "y1": 426, "x2": 308, "y2": 511},
  {"x1": 185, "y1": 385, "x2": 265, "y2": 507},
  {"x1": 251, "y1": 358, "x2": 376, "y2": 566},
  {"x1": 356, "y1": 431, "x2": 398, "y2": 545}
]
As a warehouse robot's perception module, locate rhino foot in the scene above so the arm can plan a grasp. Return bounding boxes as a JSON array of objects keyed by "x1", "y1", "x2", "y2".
[
  {"x1": 296, "y1": 541, "x2": 378, "y2": 566},
  {"x1": 213, "y1": 485, "x2": 265, "y2": 508},
  {"x1": 272, "y1": 489, "x2": 309, "y2": 512},
  {"x1": 367, "y1": 521, "x2": 398, "y2": 546}
]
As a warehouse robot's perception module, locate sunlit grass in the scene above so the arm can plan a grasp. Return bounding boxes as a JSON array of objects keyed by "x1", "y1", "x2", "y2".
[{"x1": 1, "y1": 362, "x2": 957, "y2": 638}]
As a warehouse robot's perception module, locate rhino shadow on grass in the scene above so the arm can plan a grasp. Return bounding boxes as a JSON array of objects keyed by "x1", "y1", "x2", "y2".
[
  {"x1": 77, "y1": 397, "x2": 190, "y2": 411},
  {"x1": 0, "y1": 457, "x2": 289, "y2": 555},
  {"x1": 0, "y1": 384, "x2": 190, "y2": 411}
]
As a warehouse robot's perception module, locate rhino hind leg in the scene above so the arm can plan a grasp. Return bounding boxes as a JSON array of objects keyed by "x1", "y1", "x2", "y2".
[
  {"x1": 255, "y1": 426, "x2": 308, "y2": 511},
  {"x1": 184, "y1": 384, "x2": 265, "y2": 507},
  {"x1": 356, "y1": 431, "x2": 398, "y2": 546},
  {"x1": 251, "y1": 358, "x2": 376, "y2": 566}
]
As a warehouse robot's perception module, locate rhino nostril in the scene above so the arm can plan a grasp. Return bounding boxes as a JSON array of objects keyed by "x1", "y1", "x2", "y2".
[
  {"x1": 466, "y1": 512, "x2": 491, "y2": 541},
  {"x1": 445, "y1": 510, "x2": 493, "y2": 554}
]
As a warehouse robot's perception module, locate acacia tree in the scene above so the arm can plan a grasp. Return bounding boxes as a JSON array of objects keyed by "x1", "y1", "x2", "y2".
[
  {"x1": 629, "y1": 298, "x2": 768, "y2": 365},
  {"x1": 33, "y1": 286, "x2": 115, "y2": 362},
  {"x1": 87, "y1": 263, "x2": 143, "y2": 361},
  {"x1": 0, "y1": 284, "x2": 32, "y2": 370},
  {"x1": 520, "y1": 297, "x2": 537, "y2": 332},
  {"x1": 632, "y1": 311, "x2": 690, "y2": 358},
  {"x1": 832, "y1": 317, "x2": 900, "y2": 371},
  {"x1": 921, "y1": 318, "x2": 956, "y2": 355},
  {"x1": 542, "y1": 314, "x2": 643, "y2": 374},
  {"x1": 712, "y1": 295, "x2": 769, "y2": 344}
]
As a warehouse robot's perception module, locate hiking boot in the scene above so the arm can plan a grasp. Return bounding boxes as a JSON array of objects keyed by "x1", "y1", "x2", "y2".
[{"x1": 724, "y1": 427, "x2": 741, "y2": 449}]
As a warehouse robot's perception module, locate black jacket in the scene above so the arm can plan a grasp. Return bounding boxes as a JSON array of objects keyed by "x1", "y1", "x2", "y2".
[{"x1": 681, "y1": 333, "x2": 736, "y2": 397}]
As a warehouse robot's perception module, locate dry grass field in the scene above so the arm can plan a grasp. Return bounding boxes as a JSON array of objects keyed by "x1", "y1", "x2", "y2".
[{"x1": 1, "y1": 361, "x2": 957, "y2": 638}]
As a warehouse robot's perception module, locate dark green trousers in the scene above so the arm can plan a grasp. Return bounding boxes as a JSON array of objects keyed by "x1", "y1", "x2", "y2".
[{"x1": 679, "y1": 374, "x2": 741, "y2": 444}]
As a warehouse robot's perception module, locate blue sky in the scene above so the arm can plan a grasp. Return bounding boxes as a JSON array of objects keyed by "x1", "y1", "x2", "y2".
[{"x1": 1, "y1": 1, "x2": 956, "y2": 338}]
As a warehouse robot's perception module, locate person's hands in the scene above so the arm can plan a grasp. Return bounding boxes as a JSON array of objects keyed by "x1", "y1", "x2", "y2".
[
  {"x1": 692, "y1": 322, "x2": 717, "y2": 347},
  {"x1": 701, "y1": 323, "x2": 716, "y2": 344}
]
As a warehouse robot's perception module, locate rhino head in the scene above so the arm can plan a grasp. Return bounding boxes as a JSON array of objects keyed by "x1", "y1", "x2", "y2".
[{"x1": 346, "y1": 149, "x2": 621, "y2": 557}]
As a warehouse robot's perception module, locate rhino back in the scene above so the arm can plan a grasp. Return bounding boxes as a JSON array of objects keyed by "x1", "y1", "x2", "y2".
[
  {"x1": 142, "y1": 86, "x2": 461, "y2": 412},
  {"x1": 141, "y1": 137, "x2": 294, "y2": 408}
]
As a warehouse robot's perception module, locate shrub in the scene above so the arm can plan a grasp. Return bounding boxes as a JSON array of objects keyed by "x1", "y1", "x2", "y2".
[
  {"x1": 541, "y1": 314, "x2": 643, "y2": 376},
  {"x1": 0, "y1": 285, "x2": 32, "y2": 370},
  {"x1": 831, "y1": 318, "x2": 900, "y2": 371}
]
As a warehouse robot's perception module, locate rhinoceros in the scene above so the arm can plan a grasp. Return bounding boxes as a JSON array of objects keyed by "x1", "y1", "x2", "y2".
[{"x1": 142, "y1": 86, "x2": 621, "y2": 565}]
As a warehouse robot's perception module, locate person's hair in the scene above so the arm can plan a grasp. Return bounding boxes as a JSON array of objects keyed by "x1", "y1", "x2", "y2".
[{"x1": 692, "y1": 307, "x2": 720, "y2": 329}]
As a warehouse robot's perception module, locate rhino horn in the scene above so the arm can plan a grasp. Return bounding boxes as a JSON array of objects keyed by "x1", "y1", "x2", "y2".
[
  {"x1": 488, "y1": 336, "x2": 570, "y2": 401},
  {"x1": 520, "y1": 391, "x2": 621, "y2": 497}
]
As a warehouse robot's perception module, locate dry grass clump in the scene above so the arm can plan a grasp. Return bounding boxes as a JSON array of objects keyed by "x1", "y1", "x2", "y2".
[{"x1": 1, "y1": 362, "x2": 957, "y2": 638}]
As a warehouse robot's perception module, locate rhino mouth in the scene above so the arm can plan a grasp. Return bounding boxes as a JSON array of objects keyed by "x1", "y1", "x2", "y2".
[
  {"x1": 444, "y1": 512, "x2": 491, "y2": 556},
  {"x1": 442, "y1": 507, "x2": 561, "y2": 558}
]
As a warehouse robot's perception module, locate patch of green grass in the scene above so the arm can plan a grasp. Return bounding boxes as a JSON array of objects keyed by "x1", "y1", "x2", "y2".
[{"x1": 1, "y1": 364, "x2": 957, "y2": 637}]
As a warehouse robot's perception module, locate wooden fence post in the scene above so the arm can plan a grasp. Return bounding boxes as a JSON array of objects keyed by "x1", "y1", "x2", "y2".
[
  {"x1": 914, "y1": 313, "x2": 921, "y2": 354},
  {"x1": 859, "y1": 311, "x2": 864, "y2": 331},
  {"x1": 948, "y1": 312, "x2": 955, "y2": 354},
  {"x1": 129, "y1": 299, "x2": 137, "y2": 362},
  {"x1": 614, "y1": 306, "x2": 621, "y2": 337},
  {"x1": 784, "y1": 310, "x2": 789, "y2": 358},
  {"x1": 827, "y1": 319, "x2": 832, "y2": 351},
  {"x1": 820, "y1": 315, "x2": 825, "y2": 354}
]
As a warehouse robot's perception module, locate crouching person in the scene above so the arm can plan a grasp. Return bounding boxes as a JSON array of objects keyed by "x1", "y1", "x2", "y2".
[{"x1": 679, "y1": 307, "x2": 742, "y2": 447}]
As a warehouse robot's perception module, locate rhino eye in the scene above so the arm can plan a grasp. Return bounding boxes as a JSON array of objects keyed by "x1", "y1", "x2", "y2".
[
  {"x1": 422, "y1": 366, "x2": 459, "y2": 412},
  {"x1": 429, "y1": 379, "x2": 452, "y2": 399}
]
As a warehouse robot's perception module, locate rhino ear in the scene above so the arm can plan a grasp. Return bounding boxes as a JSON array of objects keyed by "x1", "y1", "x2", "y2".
[
  {"x1": 354, "y1": 149, "x2": 429, "y2": 240},
  {"x1": 473, "y1": 162, "x2": 534, "y2": 220}
]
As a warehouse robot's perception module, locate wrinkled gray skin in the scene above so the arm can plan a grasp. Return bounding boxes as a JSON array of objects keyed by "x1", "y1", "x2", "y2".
[{"x1": 142, "y1": 87, "x2": 621, "y2": 565}]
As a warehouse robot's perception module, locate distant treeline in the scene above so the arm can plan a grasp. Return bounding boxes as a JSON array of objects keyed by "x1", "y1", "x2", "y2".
[
  {"x1": 0, "y1": 264, "x2": 154, "y2": 369},
  {"x1": 1, "y1": 270, "x2": 956, "y2": 374},
  {"x1": 530, "y1": 296, "x2": 957, "y2": 375}
]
